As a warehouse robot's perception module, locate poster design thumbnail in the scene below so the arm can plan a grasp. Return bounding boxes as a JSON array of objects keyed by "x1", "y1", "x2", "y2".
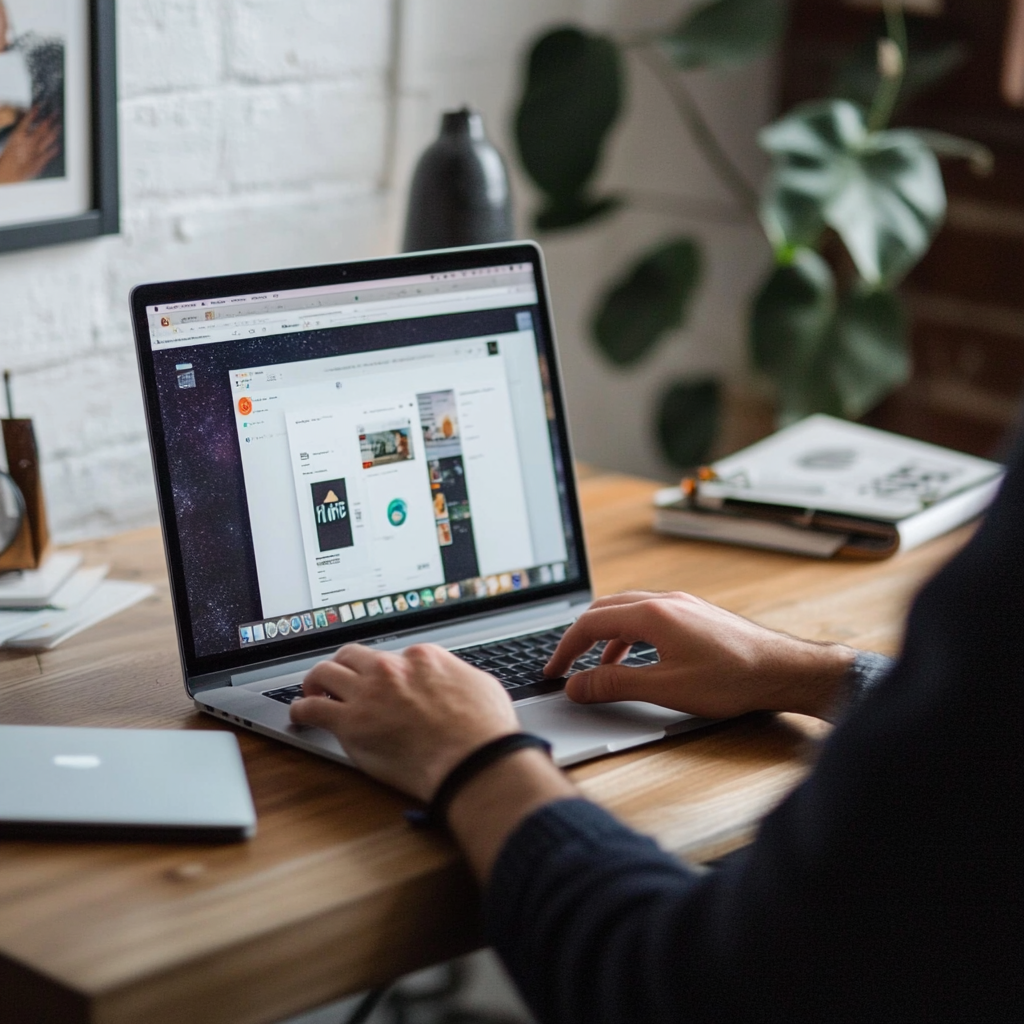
[{"x1": 311, "y1": 477, "x2": 353, "y2": 552}]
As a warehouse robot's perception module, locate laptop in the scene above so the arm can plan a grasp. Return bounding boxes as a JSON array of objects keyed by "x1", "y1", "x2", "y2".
[
  {"x1": 0, "y1": 725, "x2": 256, "y2": 841},
  {"x1": 130, "y1": 241, "x2": 703, "y2": 769}
]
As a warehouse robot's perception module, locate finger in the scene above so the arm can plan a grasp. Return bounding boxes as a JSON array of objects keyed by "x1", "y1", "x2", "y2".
[
  {"x1": 600, "y1": 638, "x2": 634, "y2": 664},
  {"x1": 564, "y1": 662, "x2": 664, "y2": 705},
  {"x1": 331, "y1": 642, "x2": 398, "y2": 674},
  {"x1": 289, "y1": 693, "x2": 348, "y2": 732},
  {"x1": 303, "y1": 659, "x2": 359, "y2": 699},
  {"x1": 546, "y1": 604, "x2": 653, "y2": 677},
  {"x1": 585, "y1": 591, "x2": 663, "y2": 612}
]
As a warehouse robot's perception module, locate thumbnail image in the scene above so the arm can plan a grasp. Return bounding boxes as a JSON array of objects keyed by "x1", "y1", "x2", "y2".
[
  {"x1": 447, "y1": 583, "x2": 461, "y2": 600},
  {"x1": 418, "y1": 390, "x2": 462, "y2": 458},
  {"x1": 419, "y1": 588, "x2": 435, "y2": 607},
  {"x1": 380, "y1": 595, "x2": 394, "y2": 613},
  {"x1": 405, "y1": 591, "x2": 421, "y2": 609},
  {"x1": 253, "y1": 623, "x2": 266, "y2": 641},
  {"x1": 339, "y1": 605, "x2": 353, "y2": 622},
  {"x1": 351, "y1": 601, "x2": 367, "y2": 619},
  {"x1": 239, "y1": 626, "x2": 252, "y2": 644},
  {"x1": 290, "y1": 615, "x2": 303, "y2": 633},
  {"x1": 437, "y1": 521, "x2": 453, "y2": 546},
  {"x1": 359, "y1": 421, "x2": 414, "y2": 469},
  {"x1": 325, "y1": 608, "x2": 339, "y2": 625},
  {"x1": 277, "y1": 617, "x2": 291, "y2": 636},
  {"x1": 433, "y1": 491, "x2": 449, "y2": 520},
  {"x1": 499, "y1": 573, "x2": 513, "y2": 592},
  {"x1": 265, "y1": 620, "x2": 278, "y2": 638},
  {"x1": 302, "y1": 613, "x2": 314, "y2": 631},
  {"x1": 311, "y1": 478, "x2": 353, "y2": 552},
  {"x1": 314, "y1": 609, "x2": 329, "y2": 628},
  {"x1": 433, "y1": 585, "x2": 447, "y2": 604},
  {"x1": 473, "y1": 578, "x2": 487, "y2": 598},
  {"x1": 394, "y1": 594, "x2": 409, "y2": 612},
  {"x1": 367, "y1": 599, "x2": 382, "y2": 616}
]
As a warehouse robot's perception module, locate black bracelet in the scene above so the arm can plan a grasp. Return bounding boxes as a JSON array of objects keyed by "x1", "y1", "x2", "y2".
[{"x1": 404, "y1": 732, "x2": 554, "y2": 830}]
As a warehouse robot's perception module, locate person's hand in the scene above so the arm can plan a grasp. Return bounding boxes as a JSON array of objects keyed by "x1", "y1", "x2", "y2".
[
  {"x1": 0, "y1": 107, "x2": 59, "y2": 184},
  {"x1": 290, "y1": 643, "x2": 520, "y2": 802},
  {"x1": 546, "y1": 591, "x2": 856, "y2": 721}
]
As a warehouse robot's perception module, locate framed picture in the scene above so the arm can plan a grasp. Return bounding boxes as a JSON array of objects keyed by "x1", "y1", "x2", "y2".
[{"x1": 0, "y1": 0, "x2": 117, "y2": 254}]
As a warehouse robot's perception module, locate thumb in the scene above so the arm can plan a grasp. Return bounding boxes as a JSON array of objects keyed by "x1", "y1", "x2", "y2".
[{"x1": 565, "y1": 663, "x2": 653, "y2": 705}]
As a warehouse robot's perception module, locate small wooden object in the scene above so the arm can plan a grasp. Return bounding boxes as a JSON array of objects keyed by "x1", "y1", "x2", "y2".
[{"x1": 0, "y1": 419, "x2": 49, "y2": 571}]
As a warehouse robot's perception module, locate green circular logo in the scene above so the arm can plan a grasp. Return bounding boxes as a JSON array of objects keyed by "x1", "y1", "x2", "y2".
[{"x1": 387, "y1": 498, "x2": 408, "y2": 526}]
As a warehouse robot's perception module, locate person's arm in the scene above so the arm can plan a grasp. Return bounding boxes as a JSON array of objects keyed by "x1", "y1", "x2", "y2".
[
  {"x1": 289, "y1": 594, "x2": 857, "y2": 882},
  {"x1": 547, "y1": 590, "x2": 858, "y2": 721}
]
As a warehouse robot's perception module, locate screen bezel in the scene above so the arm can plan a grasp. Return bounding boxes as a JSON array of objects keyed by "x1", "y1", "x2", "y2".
[{"x1": 130, "y1": 242, "x2": 592, "y2": 683}]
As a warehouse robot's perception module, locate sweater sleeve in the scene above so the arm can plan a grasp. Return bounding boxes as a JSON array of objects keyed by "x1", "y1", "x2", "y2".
[{"x1": 484, "y1": 435, "x2": 1024, "y2": 1024}]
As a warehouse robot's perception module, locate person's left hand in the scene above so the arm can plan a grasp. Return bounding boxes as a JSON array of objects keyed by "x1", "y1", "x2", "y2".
[{"x1": 290, "y1": 643, "x2": 519, "y2": 802}]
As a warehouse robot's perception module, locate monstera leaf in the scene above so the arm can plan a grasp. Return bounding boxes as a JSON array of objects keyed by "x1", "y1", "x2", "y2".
[
  {"x1": 592, "y1": 238, "x2": 701, "y2": 366},
  {"x1": 823, "y1": 287, "x2": 909, "y2": 419},
  {"x1": 656, "y1": 378, "x2": 721, "y2": 469},
  {"x1": 760, "y1": 100, "x2": 946, "y2": 286},
  {"x1": 515, "y1": 27, "x2": 624, "y2": 230},
  {"x1": 660, "y1": 0, "x2": 788, "y2": 70},
  {"x1": 751, "y1": 250, "x2": 908, "y2": 422}
]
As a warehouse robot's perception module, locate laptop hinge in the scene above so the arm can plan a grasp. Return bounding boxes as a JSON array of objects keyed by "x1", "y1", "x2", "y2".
[{"x1": 207, "y1": 592, "x2": 590, "y2": 691}]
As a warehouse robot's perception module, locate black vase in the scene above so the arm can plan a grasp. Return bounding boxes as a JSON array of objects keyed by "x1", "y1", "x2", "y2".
[{"x1": 402, "y1": 108, "x2": 514, "y2": 252}]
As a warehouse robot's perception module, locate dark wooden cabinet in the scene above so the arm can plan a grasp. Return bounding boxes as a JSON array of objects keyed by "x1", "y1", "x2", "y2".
[{"x1": 781, "y1": 0, "x2": 1024, "y2": 457}]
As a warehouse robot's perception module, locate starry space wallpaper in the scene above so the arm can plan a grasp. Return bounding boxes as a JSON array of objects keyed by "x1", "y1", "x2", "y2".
[{"x1": 148, "y1": 305, "x2": 578, "y2": 667}]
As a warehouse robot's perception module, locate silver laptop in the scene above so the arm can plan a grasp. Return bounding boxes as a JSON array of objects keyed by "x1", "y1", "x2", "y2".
[
  {"x1": 130, "y1": 242, "x2": 703, "y2": 769},
  {"x1": 0, "y1": 725, "x2": 256, "y2": 841}
]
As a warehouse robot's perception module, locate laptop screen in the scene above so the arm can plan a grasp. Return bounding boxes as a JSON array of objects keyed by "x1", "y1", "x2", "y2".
[{"x1": 132, "y1": 245, "x2": 589, "y2": 675}]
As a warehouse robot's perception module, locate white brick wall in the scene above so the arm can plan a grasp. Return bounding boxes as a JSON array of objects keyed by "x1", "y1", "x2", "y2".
[{"x1": 0, "y1": 0, "x2": 775, "y2": 543}]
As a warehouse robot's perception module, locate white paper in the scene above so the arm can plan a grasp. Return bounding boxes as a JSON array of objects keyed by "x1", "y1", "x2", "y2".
[
  {"x1": 0, "y1": 551, "x2": 82, "y2": 608},
  {"x1": 3, "y1": 580, "x2": 154, "y2": 649},
  {"x1": 47, "y1": 564, "x2": 108, "y2": 609}
]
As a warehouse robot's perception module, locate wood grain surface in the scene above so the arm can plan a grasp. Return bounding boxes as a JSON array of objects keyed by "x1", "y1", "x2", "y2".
[{"x1": 0, "y1": 472, "x2": 970, "y2": 1024}]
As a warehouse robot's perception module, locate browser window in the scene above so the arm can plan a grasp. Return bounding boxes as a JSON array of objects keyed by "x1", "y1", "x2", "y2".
[{"x1": 144, "y1": 260, "x2": 578, "y2": 659}]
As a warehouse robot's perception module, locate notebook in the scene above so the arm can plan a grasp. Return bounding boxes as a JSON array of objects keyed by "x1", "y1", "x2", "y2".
[{"x1": 130, "y1": 242, "x2": 705, "y2": 769}]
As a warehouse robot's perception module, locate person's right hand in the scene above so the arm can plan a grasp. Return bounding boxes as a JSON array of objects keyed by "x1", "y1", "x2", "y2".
[{"x1": 545, "y1": 591, "x2": 856, "y2": 721}]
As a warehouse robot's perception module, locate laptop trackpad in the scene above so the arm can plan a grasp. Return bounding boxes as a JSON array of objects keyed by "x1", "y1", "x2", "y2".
[{"x1": 515, "y1": 693, "x2": 694, "y2": 767}]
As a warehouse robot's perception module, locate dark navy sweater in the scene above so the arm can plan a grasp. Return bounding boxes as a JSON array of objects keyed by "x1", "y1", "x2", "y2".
[{"x1": 485, "y1": 431, "x2": 1023, "y2": 1023}]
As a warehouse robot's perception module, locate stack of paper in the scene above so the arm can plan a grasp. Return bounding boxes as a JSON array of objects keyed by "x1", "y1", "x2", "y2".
[{"x1": 0, "y1": 553, "x2": 153, "y2": 650}]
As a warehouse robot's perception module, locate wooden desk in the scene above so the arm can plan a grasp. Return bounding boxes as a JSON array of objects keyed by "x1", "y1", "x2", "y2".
[{"x1": 0, "y1": 471, "x2": 969, "y2": 1024}]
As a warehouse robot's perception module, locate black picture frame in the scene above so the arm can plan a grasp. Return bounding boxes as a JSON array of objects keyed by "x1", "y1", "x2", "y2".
[{"x1": 0, "y1": 0, "x2": 118, "y2": 255}]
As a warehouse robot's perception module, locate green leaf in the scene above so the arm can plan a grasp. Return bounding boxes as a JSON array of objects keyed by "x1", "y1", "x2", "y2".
[
  {"x1": 750, "y1": 248, "x2": 835, "y2": 378},
  {"x1": 535, "y1": 195, "x2": 623, "y2": 232},
  {"x1": 591, "y1": 238, "x2": 702, "y2": 366},
  {"x1": 514, "y1": 27, "x2": 623, "y2": 213},
  {"x1": 656, "y1": 378, "x2": 721, "y2": 469},
  {"x1": 823, "y1": 288, "x2": 909, "y2": 419},
  {"x1": 660, "y1": 0, "x2": 788, "y2": 70},
  {"x1": 760, "y1": 100, "x2": 946, "y2": 286},
  {"x1": 751, "y1": 256, "x2": 909, "y2": 422}
]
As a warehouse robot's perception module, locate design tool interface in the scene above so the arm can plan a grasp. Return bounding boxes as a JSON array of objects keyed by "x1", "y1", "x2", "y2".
[{"x1": 145, "y1": 262, "x2": 580, "y2": 659}]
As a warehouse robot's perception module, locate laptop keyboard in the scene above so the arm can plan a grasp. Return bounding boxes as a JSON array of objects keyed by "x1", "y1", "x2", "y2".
[{"x1": 262, "y1": 627, "x2": 659, "y2": 705}]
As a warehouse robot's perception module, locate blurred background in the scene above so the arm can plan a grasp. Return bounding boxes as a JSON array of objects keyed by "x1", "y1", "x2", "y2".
[{"x1": 1, "y1": 0, "x2": 1021, "y2": 545}]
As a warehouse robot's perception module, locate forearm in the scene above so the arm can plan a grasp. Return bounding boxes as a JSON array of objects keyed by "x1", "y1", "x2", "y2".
[{"x1": 446, "y1": 748, "x2": 577, "y2": 884}]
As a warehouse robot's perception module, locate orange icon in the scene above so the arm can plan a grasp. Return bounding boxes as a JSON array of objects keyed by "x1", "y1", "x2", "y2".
[
  {"x1": 238, "y1": 397, "x2": 252, "y2": 416},
  {"x1": 160, "y1": 316, "x2": 171, "y2": 327}
]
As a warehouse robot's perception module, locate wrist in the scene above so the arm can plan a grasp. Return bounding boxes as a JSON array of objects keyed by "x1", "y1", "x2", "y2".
[
  {"x1": 775, "y1": 640, "x2": 858, "y2": 720},
  {"x1": 446, "y1": 748, "x2": 577, "y2": 883}
]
